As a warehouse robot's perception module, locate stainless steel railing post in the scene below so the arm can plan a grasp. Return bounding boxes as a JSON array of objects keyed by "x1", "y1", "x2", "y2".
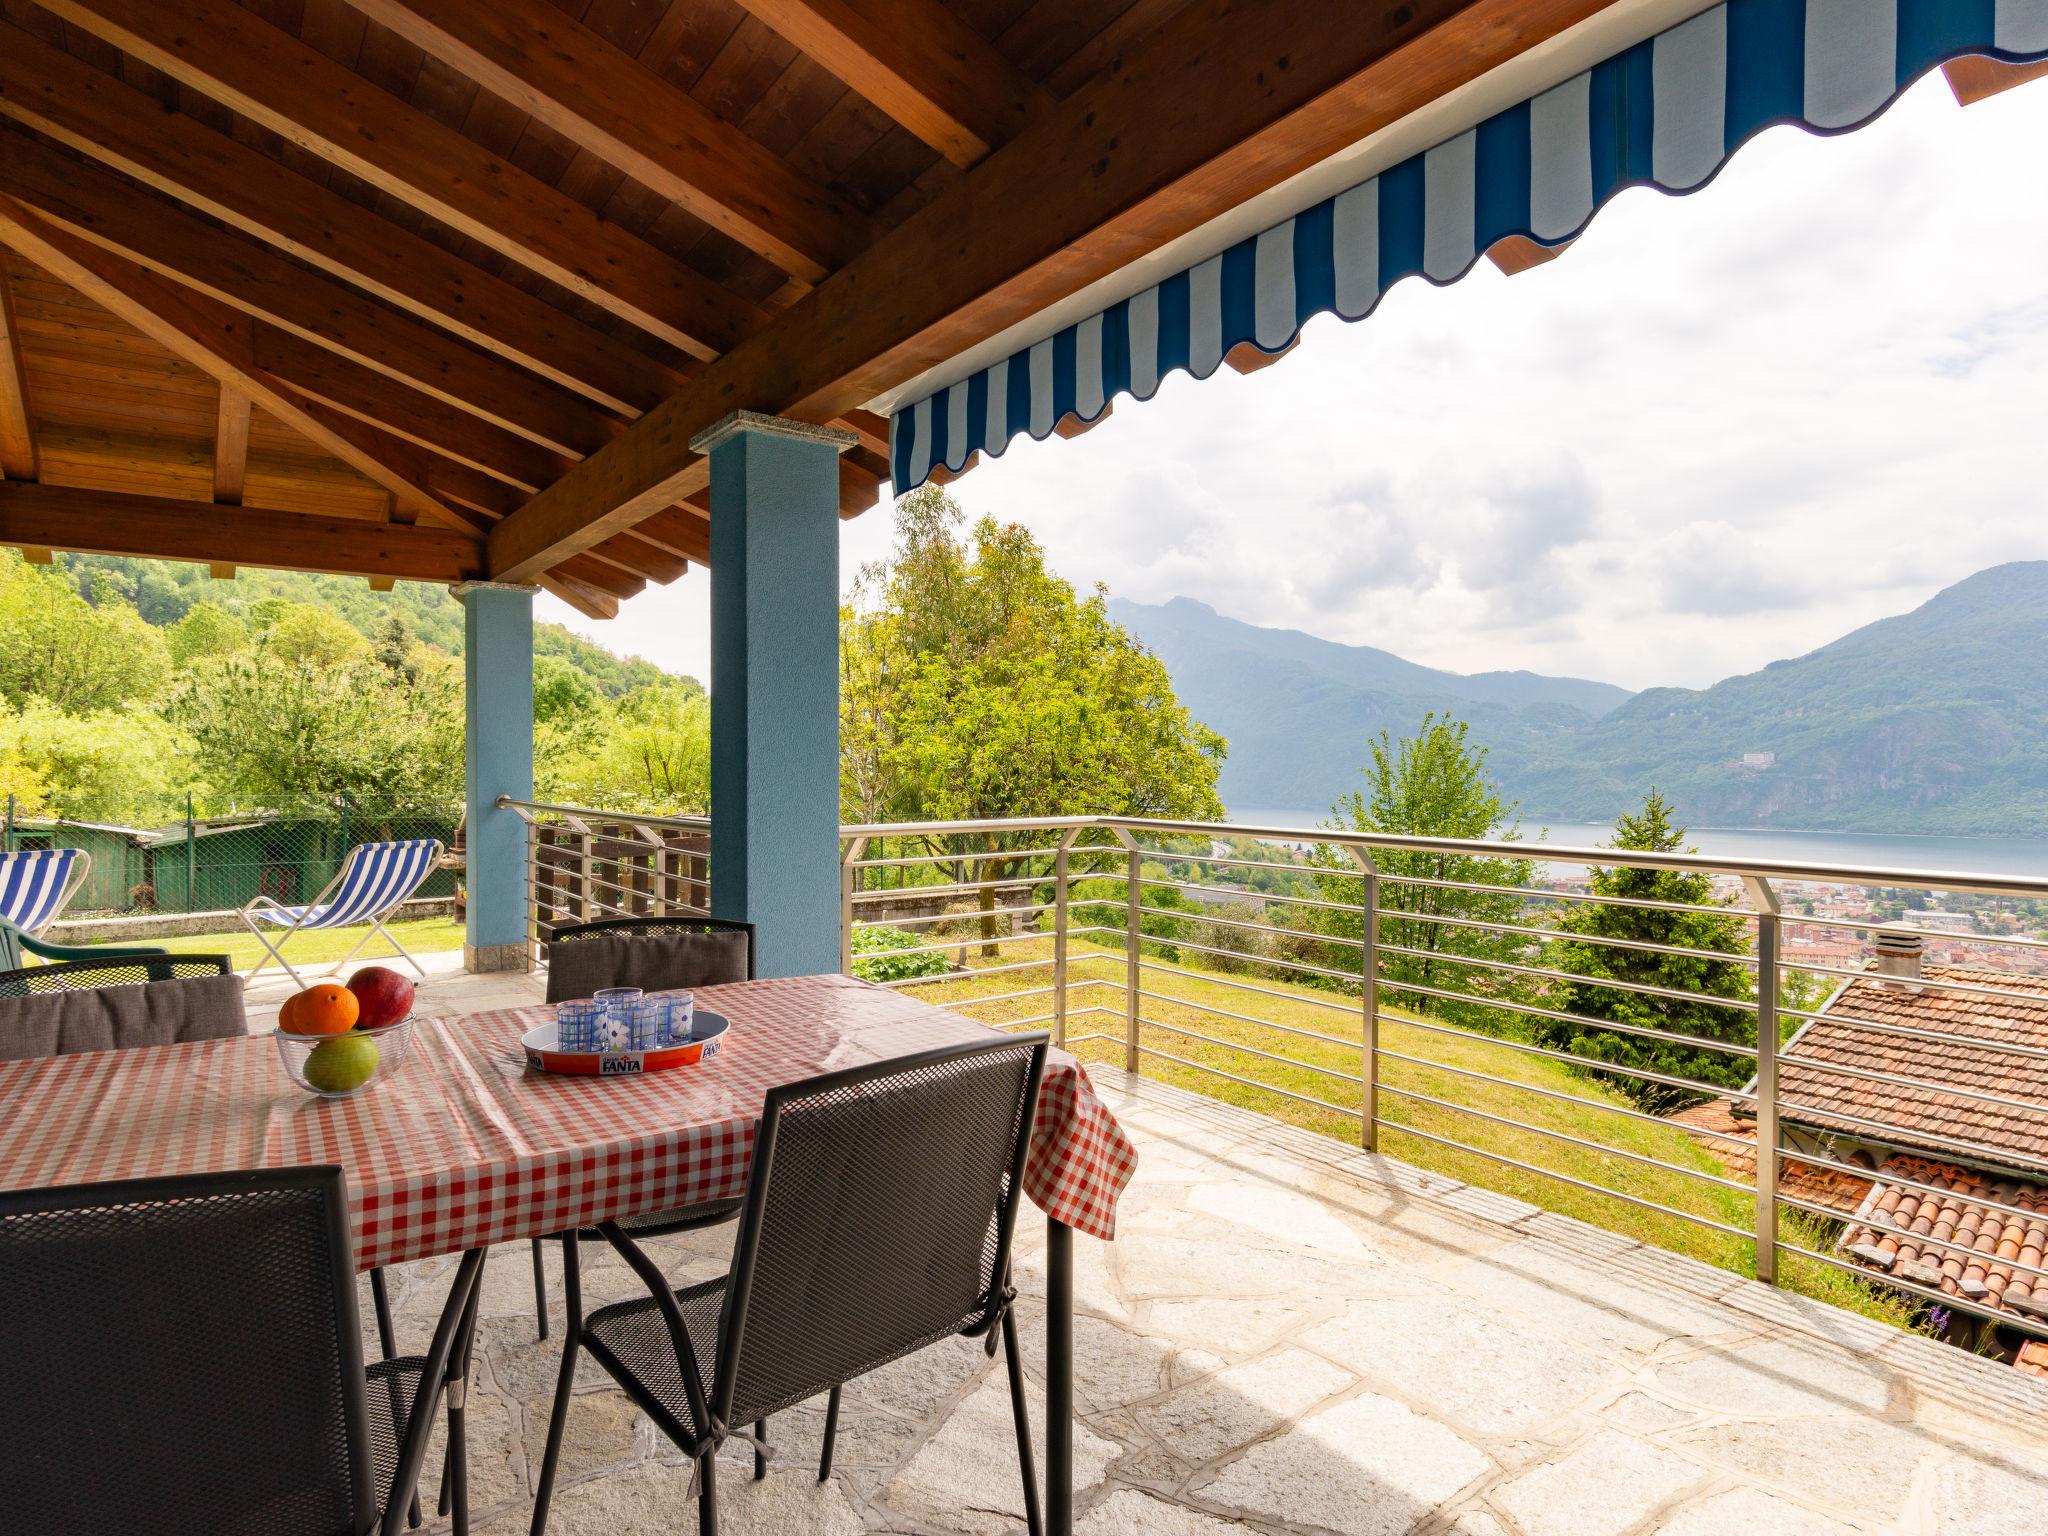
[
  {"x1": 1349, "y1": 844, "x2": 1381, "y2": 1152},
  {"x1": 1745, "y1": 875, "x2": 1781, "y2": 1286},
  {"x1": 1053, "y1": 829, "x2": 1079, "y2": 1049},
  {"x1": 1124, "y1": 847, "x2": 1142, "y2": 1072}
]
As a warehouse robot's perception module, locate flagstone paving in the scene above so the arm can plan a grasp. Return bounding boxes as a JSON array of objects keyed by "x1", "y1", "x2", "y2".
[{"x1": 346, "y1": 959, "x2": 2048, "y2": 1534}]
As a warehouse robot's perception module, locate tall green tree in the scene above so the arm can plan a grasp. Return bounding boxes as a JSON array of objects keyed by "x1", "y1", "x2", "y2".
[
  {"x1": 843, "y1": 487, "x2": 1226, "y2": 949},
  {"x1": 1536, "y1": 789, "x2": 1755, "y2": 1110},
  {"x1": 172, "y1": 641, "x2": 462, "y2": 808},
  {"x1": 1304, "y1": 714, "x2": 1537, "y2": 1028},
  {"x1": 0, "y1": 553, "x2": 171, "y2": 713}
]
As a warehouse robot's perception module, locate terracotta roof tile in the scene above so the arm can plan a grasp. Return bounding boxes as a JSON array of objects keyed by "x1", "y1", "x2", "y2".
[
  {"x1": 1670, "y1": 1098, "x2": 1874, "y2": 1216},
  {"x1": 1778, "y1": 967, "x2": 2048, "y2": 1173},
  {"x1": 1840, "y1": 1156, "x2": 2048, "y2": 1326}
]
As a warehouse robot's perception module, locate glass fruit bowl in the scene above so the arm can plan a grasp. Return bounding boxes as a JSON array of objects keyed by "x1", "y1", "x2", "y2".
[{"x1": 274, "y1": 1015, "x2": 415, "y2": 1099}]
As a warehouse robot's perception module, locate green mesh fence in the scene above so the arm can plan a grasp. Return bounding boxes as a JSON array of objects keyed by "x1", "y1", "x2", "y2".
[{"x1": 1, "y1": 796, "x2": 460, "y2": 917}]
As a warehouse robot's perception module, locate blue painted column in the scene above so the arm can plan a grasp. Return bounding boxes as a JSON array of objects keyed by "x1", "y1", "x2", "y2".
[
  {"x1": 457, "y1": 582, "x2": 535, "y2": 972},
  {"x1": 690, "y1": 411, "x2": 856, "y2": 978}
]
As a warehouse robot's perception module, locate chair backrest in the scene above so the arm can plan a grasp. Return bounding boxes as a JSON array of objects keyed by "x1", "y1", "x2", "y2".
[
  {"x1": 0, "y1": 1167, "x2": 378, "y2": 1535},
  {"x1": 544, "y1": 915, "x2": 756, "y2": 1003},
  {"x1": 0, "y1": 847, "x2": 87, "y2": 935},
  {"x1": 311, "y1": 840, "x2": 443, "y2": 928},
  {"x1": 714, "y1": 1035, "x2": 1048, "y2": 1428},
  {"x1": 0, "y1": 957, "x2": 245, "y2": 1060}
]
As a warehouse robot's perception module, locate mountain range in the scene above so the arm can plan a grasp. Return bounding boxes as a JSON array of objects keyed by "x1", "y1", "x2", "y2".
[{"x1": 1109, "y1": 561, "x2": 2048, "y2": 836}]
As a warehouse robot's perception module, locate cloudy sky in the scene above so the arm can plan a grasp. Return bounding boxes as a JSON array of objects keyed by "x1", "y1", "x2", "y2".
[{"x1": 540, "y1": 70, "x2": 2048, "y2": 695}]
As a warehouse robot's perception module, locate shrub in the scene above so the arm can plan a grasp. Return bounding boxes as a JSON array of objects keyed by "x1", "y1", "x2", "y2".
[{"x1": 850, "y1": 925, "x2": 952, "y2": 984}]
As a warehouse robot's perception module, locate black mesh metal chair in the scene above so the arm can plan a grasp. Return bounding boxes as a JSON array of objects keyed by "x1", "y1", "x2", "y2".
[
  {"x1": 532, "y1": 1034, "x2": 1051, "y2": 1536},
  {"x1": 0, "y1": 954, "x2": 406, "y2": 1368},
  {"x1": 0, "y1": 951, "x2": 235, "y2": 995},
  {"x1": 0, "y1": 1166, "x2": 477, "y2": 1536},
  {"x1": 529, "y1": 914, "x2": 757, "y2": 1341}
]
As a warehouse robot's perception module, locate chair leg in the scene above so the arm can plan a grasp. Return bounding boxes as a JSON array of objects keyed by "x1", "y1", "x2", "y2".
[
  {"x1": 698, "y1": 1446, "x2": 719, "y2": 1536},
  {"x1": 531, "y1": 1235, "x2": 583, "y2": 1536},
  {"x1": 369, "y1": 1267, "x2": 397, "y2": 1359},
  {"x1": 1001, "y1": 1311, "x2": 1043, "y2": 1536},
  {"x1": 531, "y1": 1235, "x2": 550, "y2": 1341},
  {"x1": 818, "y1": 1387, "x2": 841, "y2": 1484},
  {"x1": 440, "y1": 1251, "x2": 486, "y2": 1529},
  {"x1": 753, "y1": 1418, "x2": 768, "y2": 1481}
]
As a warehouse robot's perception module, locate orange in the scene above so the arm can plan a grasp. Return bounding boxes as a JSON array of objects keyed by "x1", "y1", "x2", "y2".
[
  {"x1": 293, "y1": 983, "x2": 360, "y2": 1037},
  {"x1": 277, "y1": 992, "x2": 304, "y2": 1033}
]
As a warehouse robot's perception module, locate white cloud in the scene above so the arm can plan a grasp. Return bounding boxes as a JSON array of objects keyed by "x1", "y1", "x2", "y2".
[{"x1": 543, "y1": 73, "x2": 2048, "y2": 693}]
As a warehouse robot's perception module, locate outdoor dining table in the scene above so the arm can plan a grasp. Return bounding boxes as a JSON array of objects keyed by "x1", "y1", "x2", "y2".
[{"x1": 0, "y1": 972, "x2": 1135, "y2": 1536}]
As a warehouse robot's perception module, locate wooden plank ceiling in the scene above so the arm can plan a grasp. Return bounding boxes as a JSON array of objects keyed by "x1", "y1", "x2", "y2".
[{"x1": 0, "y1": 0, "x2": 1612, "y2": 617}]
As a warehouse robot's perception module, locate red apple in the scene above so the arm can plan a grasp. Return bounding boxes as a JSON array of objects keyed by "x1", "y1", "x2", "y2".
[{"x1": 347, "y1": 965, "x2": 415, "y2": 1029}]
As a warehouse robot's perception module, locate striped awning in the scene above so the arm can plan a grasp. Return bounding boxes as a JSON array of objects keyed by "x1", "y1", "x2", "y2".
[{"x1": 890, "y1": 0, "x2": 2048, "y2": 493}]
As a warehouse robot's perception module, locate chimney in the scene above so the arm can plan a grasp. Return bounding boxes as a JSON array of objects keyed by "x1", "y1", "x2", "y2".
[{"x1": 1873, "y1": 929, "x2": 1924, "y2": 986}]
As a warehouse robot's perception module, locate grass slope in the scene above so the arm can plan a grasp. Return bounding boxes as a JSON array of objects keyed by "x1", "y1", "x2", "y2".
[{"x1": 906, "y1": 934, "x2": 1914, "y2": 1328}]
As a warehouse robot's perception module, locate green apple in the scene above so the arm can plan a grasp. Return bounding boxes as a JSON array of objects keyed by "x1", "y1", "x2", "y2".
[{"x1": 304, "y1": 1034, "x2": 380, "y2": 1094}]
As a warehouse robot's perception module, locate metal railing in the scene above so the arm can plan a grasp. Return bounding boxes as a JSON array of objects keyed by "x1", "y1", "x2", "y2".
[{"x1": 501, "y1": 799, "x2": 2048, "y2": 1349}]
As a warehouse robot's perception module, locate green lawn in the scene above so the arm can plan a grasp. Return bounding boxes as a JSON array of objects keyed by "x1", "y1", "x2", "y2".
[
  {"x1": 82, "y1": 916, "x2": 465, "y2": 972},
  {"x1": 897, "y1": 929, "x2": 1917, "y2": 1330}
]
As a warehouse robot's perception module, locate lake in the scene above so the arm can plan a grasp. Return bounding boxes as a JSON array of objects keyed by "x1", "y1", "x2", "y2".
[{"x1": 1223, "y1": 809, "x2": 2048, "y2": 881}]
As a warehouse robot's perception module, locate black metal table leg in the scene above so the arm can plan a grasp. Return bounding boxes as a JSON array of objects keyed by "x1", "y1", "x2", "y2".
[{"x1": 1045, "y1": 1216, "x2": 1073, "y2": 1536}]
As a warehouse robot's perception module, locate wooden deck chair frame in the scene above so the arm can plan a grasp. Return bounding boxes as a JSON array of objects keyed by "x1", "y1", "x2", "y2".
[{"x1": 238, "y1": 839, "x2": 444, "y2": 988}]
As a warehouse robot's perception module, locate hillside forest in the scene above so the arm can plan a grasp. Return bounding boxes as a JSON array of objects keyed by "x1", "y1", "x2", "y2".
[{"x1": 0, "y1": 487, "x2": 1228, "y2": 832}]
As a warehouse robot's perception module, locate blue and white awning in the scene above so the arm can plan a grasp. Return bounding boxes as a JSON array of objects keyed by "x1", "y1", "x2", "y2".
[{"x1": 890, "y1": 0, "x2": 2048, "y2": 493}]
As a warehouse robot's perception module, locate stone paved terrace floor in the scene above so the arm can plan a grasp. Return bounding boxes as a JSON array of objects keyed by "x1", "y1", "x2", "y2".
[{"x1": 277, "y1": 957, "x2": 2048, "y2": 1535}]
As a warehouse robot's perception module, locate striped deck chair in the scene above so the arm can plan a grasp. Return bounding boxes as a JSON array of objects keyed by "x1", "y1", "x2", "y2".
[
  {"x1": 238, "y1": 838, "x2": 444, "y2": 986},
  {"x1": 0, "y1": 848, "x2": 91, "y2": 940}
]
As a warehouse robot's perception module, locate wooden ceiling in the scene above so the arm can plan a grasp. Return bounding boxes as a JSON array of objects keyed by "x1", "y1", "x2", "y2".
[{"x1": 0, "y1": 0, "x2": 1619, "y2": 617}]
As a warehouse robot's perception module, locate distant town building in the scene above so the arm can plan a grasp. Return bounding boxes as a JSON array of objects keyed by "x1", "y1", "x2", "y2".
[{"x1": 1741, "y1": 751, "x2": 1776, "y2": 769}]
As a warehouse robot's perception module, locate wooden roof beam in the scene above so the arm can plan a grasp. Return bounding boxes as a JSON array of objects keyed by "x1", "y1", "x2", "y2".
[
  {"x1": 39, "y1": 0, "x2": 767, "y2": 361},
  {"x1": 488, "y1": 0, "x2": 1608, "y2": 580},
  {"x1": 0, "y1": 127, "x2": 621, "y2": 459},
  {"x1": 731, "y1": 0, "x2": 1051, "y2": 168},
  {"x1": 0, "y1": 260, "x2": 34, "y2": 481},
  {"x1": 349, "y1": 0, "x2": 873, "y2": 285},
  {"x1": 211, "y1": 385, "x2": 249, "y2": 507},
  {"x1": 538, "y1": 573, "x2": 620, "y2": 622},
  {"x1": 0, "y1": 23, "x2": 674, "y2": 416},
  {"x1": 0, "y1": 199, "x2": 463, "y2": 528},
  {"x1": 0, "y1": 480, "x2": 485, "y2": 583}
]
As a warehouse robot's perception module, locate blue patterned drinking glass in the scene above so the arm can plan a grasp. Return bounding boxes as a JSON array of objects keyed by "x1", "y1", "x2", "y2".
[
  {"x1": 555, "y1": 997, "x2": 604, "y2": 1053},
  {"x1": 592, "y1": 987, "x2": 643, "y2": 1052}
]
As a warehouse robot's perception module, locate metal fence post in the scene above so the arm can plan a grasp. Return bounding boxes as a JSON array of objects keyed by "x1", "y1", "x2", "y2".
[
  {"x1": 1745, "y1": 875, "x2": 1781, "y2": 1287},
  {"x1": 184, "y1": 792, "x2": 197, "y2": 914},
  {"x1": 1123, "y1": 844, "x2": 1142, "y2": 1072},
  {"x1": 1349, "y1": 844, "x2": 1381, "y2": 1152},
  {"x1": 1052, "y1": 829, "x2": 1079, "y2": 1049},
  {"x1": 4, "y1": 793, "x2": 13, "y2": 852},
  {"x1": 839, "y1": 836, "x2": 867, "y2": 976}
]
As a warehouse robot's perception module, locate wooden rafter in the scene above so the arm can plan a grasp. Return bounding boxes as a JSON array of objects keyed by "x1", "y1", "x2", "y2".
[
  {"x1": 731, "y1": 0, "x2": 1050, "y2": 168},
  {"x1": 211, "y1": 386, "x2": 249, "y2": 507},
  {"x1": 0, "y1": 127, "x2": 620, "y2": 459},
  {"x1": 0, "y1": 259, "x2": 33, "y2": 481},
  {"x1": 348, "y1": 0, "x2": 873, "y2": 285},
  {"x1": 0, "y1": 480, "x2": 484, "y2": 583},
  {"x1": 487, "y1": 0, "x2": 1608, "y2": 580},
  {"x1": 37, "y1": 0, "x2": 769, "y2": 361},
  {"x1": 0, "y1": 198, "x2": 458, "y2": 528},
  {"x1": 0, "y1": 21, "x2": 679, "y2": 415}
]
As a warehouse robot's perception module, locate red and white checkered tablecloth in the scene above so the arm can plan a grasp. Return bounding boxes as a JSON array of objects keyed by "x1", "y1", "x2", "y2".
[{"x1": 0, "y1": 973, "x2": 1136, "y2": 1268}]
